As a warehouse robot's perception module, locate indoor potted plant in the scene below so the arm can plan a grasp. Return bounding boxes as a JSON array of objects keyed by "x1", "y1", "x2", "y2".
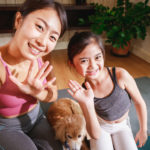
[{"x1": 80, "y1": 0, "x2": 150, "y2": 56}]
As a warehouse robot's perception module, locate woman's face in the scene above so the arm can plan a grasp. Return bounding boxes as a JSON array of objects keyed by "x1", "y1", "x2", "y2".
[
  {"x1": 13, "y1": 7, "x2": 61, "y2": 60},
  {"x1": 72, "y1": 42, "x2": 104, "y2": 80}
]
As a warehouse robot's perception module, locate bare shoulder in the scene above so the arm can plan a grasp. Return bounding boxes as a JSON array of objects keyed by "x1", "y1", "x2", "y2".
[
  {"x1": 0, "y1": 44, "x2": 10, "y2": 86},
  {"x1": 0, "y1": 52, "x2": 6, "y2": 86},
  {"x1": 115, "y1": 67, "x2": 134, "y2": 89},
  {"x1": 115, "y1": 67, "x2": 132, "y2": 80}
]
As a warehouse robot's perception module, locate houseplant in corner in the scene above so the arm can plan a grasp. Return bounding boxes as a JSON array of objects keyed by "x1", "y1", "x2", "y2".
[{"x1": 82, "y1": 0, "x2": 150, "y2": 56}]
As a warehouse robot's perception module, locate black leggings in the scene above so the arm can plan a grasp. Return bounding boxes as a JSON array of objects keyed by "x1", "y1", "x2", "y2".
[{"x1": 0, "y1": 103, "x2": 62, "y2": 150}]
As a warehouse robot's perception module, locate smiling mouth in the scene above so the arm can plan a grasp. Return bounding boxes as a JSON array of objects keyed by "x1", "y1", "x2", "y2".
[
  {"x1": 28, "y1": 43, "x2": 42, "y2": 56},
  {"x1": 86, "y1": 69, "x2": 99, "y2": 76}
]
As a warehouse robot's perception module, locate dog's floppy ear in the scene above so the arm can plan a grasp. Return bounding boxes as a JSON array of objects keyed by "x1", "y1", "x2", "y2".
[{"x1": 54, "y1": 119, "x2": 66, "y2": 143}]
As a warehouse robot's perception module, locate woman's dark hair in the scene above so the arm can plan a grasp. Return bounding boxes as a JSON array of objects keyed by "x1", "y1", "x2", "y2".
[
  {"x1": 17, "y1": 0, "x2": 67, "y2": 37},
  {"x1": 67, "y1": 31, "x2": 105, "y2": 64}
]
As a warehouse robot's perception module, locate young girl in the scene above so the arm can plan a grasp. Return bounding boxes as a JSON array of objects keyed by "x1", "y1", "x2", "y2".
[
  {"x1": 0, "y1": 0, "x2": 67, "y2": 150},
  {"x1": 67, "y1": 31, "x2": 147, "y2": 150}
]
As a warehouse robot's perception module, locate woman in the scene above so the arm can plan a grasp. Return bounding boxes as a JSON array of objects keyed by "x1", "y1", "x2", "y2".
[{"x1": 0, "y1": 0, "x2": 67, "y2": 150}]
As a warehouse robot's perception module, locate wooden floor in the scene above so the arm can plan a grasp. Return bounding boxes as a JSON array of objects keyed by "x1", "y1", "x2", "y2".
[{"x1": 49, "y1": 48, "x2": 150, "y2": 90}]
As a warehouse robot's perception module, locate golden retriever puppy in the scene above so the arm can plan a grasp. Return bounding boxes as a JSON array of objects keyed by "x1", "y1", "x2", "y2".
[{"x1": 47, "y1": 98, "x2": 89, "y2": 150}]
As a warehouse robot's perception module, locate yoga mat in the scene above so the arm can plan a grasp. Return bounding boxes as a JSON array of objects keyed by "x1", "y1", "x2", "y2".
[{"x1": 41, "y1": 77, "x2": 150, "y2": 136}]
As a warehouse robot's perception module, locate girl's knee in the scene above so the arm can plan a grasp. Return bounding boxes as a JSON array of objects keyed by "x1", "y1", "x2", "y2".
[
  {"x1": 112, "y1": 130, "x2": 138, "y2": 150},
  {"x1": 90, "y1": 132, "x2": 114, "y2": 150}
]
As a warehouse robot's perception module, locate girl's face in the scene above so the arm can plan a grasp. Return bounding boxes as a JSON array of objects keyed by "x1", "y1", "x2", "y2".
[
  {"x1": 13, "y1": 7, "x2": 61, "y2": 60},
  {"x1": 72, "y1": 42, "x2": 104, "y2": 80}
]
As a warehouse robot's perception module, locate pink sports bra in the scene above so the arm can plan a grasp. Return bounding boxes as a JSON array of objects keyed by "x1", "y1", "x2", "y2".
[{"x1": 0, "y1": 56, "x2": 43, "y2": 117}]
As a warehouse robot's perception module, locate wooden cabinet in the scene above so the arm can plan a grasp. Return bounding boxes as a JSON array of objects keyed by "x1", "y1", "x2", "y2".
[
  {"x1": 0, "y1": 4, "x2": 18, "y2": 33},
  {"x1": 65, "y1": 5, "x2": 94, "y2": 30},
  {"x1": 0, "y1": 4, "x2": 94, "y2": 33}
]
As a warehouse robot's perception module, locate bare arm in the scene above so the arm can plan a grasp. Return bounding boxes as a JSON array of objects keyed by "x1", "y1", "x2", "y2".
[
  {"x1": 68, "y1": 80, "x2": 101, "y2": 139},
  {"x1": 116, "y1": 67, "x2": 147, "y2": 147},
  {"x1": 0, "y1": 58, "x2": 6, "y2": 88}
]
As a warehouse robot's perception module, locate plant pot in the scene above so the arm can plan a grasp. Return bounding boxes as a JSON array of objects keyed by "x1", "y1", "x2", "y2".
[
  {"x1": 76, "y1": 0, "x2": 86, "y2": 5},
  {"x1": 111, "y1": 42, "x2": 130, "y2": 57}
]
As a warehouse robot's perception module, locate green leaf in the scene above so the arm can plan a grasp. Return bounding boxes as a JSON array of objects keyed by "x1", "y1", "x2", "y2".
[
  {"x1": 78, "y1": 18, "x2": 85, "y2": 25},
  {"x1": 120, "y1": 32, "x2": 125, "y2": 38},
  {"x1": 85, "y1": 0, "x2": 150, "y2": 49}
]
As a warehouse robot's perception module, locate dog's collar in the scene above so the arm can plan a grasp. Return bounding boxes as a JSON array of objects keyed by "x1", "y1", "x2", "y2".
[{"x1": 64, "y1": 141, "x2": 70, "y2": 150}]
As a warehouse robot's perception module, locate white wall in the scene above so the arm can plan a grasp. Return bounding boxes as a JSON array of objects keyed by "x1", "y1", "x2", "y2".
[
  {"x1": 130, "y1": 0, "x2": 150, "y2": 63},
  {"x1": 131, "y1": 27, "x2": 150, "y2": 63},
  {"x1": 0, "y1": 33, "x2": 12, "y2": 46}
]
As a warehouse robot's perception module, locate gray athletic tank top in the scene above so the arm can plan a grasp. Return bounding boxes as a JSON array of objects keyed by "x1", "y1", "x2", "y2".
[
  {"x1": 82, "y1": 67, "x2": 131, "y2": 121},
  {"x1": 94, "y1": 67, "x2": 131, "y2": 121}
]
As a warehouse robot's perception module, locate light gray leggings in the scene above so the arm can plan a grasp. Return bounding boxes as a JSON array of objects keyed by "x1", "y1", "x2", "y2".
[
  {"x1": 0, "y1": 103, "x2": 63, "y2": 150},
  {"x1": 90, "y1": 117, "x2": 138, "y2": 150}
]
